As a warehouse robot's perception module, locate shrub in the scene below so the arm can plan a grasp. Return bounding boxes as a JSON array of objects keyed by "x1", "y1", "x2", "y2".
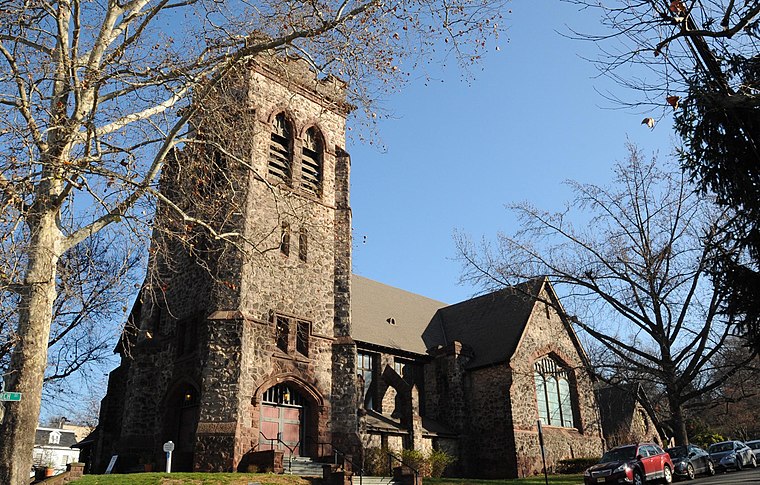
[
  {"x1": 400, "y1": 448, "x2": 430, "y2": 477},
  {"x1": 428, "y1": 449, "x2": 455, "y2": 477},
  {"x1": 556, "y1": 457, "x2": 601, "y2": 474},
  {"x1": 363, "y1": 447, "x2": 391, "y2": 476},
  {"x1": 692, "y1": 432, "x2": 725, "y2": 449}
]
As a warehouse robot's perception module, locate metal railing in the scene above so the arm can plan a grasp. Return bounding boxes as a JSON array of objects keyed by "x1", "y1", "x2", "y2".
[
  {"x1": 304, "y1": 436, "x2": 365, "y2": 485},
  {"x1": 387, "y1": 451, "x2": 419, "y2": 484},
  {"x1": 257, "y1": 431, "x2": 300, "y2": 473}
]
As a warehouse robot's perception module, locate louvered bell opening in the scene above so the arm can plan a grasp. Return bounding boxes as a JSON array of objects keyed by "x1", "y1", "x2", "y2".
[
  {"x1": 301, "y1": 128, "x2": 322, "y2": 195},
  {"x1": 269, "y1": 114, "x2": 292, "y2": 182}
]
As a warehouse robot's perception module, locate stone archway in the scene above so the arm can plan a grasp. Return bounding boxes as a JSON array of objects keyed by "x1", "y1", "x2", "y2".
[
  {"x1": 253, "y1": 375, "x2": 328, "y2": 459},
  {"x1": 162, "y1": 380, "x2": 200, "y2": 471}
]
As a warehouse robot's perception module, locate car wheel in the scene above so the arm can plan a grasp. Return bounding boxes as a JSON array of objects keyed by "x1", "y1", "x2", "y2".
[
  {"x1": 663, "y1": 465, "x2": 672, "y2": 484},
  {"x1": 707, "y1": 461, "x2": 715, "y2": 476},
  {"x1": 686, "y1": 464, "x2": 695, "y2": 480},
  {"x1": 634, "y1": 470, "x2": 645, "y2": 485}
]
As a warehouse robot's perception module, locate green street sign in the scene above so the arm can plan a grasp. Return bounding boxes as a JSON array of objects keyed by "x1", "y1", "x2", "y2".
[{"x1": 0, "y1": 392, "x2": 21, "y2": 402}]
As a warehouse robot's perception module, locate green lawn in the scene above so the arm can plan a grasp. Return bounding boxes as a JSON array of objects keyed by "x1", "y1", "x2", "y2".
[{"x1": 74, "y1": 473, "x2": 584, "y2": 485}]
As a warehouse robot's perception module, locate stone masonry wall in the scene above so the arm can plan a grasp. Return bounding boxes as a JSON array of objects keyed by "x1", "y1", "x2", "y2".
[
  {"x1": 464, "y1": 365, "x2": 515, "y2": 477},
  {"x1": 508, "y1": 287, "x2": 603, "y2": 477}
]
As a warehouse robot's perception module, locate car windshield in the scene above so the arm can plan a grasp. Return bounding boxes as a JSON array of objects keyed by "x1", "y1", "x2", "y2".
[
  {"x1": 601, "y1": 446, "x2": 637, "y2": 463},
  {"x1": 666, "y1": 446, "x2": 688, "y2": 459},
  {"x1": 709, "y1": 443, "x2": 733, "y2": 453}
]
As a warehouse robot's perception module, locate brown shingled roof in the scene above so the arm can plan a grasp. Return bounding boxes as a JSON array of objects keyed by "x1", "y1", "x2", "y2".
[
  {"x1": 423, "y1": 278, "x2": 545, "y2": 368},
  {"x1": 351, "y1": 275, "x2": 447, "y2": 354},
  {"x1": 351, "y1": 274, "x2": 548, "y2": 368}
]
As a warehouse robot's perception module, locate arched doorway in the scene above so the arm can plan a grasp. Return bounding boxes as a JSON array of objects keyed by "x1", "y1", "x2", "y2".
[
  {"x1": 163, "y1": 382, "x2": 200, "y2": 471},
  {"x1": 259, "y1": 383, "x2": 307, "y2": 456}
]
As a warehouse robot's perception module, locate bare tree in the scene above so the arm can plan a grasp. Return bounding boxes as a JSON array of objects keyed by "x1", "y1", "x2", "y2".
[
  {"x1": 1, "y1": 231, "x2": 141, "y2": 381},
  {"x1": 0, "y1": 0, "x2": 507, "y2": 480},
  {"x1": 567, "y1": 0, "x2": 760, "y2": 352},
  {"x1": 457, "y1": 144, "x2": 754, "y2": 445}
]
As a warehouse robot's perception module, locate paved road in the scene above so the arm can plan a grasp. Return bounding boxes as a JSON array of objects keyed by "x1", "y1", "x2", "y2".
[{"x1": 685, "y1": 467, "x2": 760, "y2": 484}]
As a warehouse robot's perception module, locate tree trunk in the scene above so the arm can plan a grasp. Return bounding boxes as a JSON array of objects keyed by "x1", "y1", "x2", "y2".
[
  {"x1": 668, "y1": 396, "x2": 689, "y2": 446},
  {"x1": 0, "y1": 209, "x2": 62, "y2": 485}
]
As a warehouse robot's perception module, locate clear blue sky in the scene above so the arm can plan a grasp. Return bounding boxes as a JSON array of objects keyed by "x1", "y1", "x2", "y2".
[{"x1": 349, "y1": 0, "x2": 676, "y2": 304}]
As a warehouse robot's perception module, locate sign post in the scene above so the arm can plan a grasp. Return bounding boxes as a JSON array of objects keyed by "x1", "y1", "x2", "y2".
[
  {"x1": 163, "y1": 441, "x2": 175, "y2": 473},
  {"x1": 537, "y1": 420, "x2": 549, "y2": 485}
]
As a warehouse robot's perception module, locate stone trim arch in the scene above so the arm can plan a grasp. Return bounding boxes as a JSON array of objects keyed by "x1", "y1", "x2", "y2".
[
  {"x1": 263, "y1": 106, "x2": 298, "y2": 132},
  {"x1": 251, "y1": 373, "x2": 329, "y2": 459},
  {"x1": 252, "y1": 373, "x2": 325, "y2": 408},
  {"x1": 298, "y1": 122, "x2": 334, "y2": 155}
]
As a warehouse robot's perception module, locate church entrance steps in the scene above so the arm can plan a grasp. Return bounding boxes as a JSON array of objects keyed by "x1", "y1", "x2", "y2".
[
  {"x1": 284, "y1": 456, "x2": 325, "y2": 476},
  {"x1": 352, "y1": 476, "x2": 402, "y2": 485}
]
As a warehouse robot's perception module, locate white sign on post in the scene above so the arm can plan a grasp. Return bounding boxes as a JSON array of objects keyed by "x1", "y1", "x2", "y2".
[{"x1": 163, "y1": 441, "x2": 175, "y2": 473}]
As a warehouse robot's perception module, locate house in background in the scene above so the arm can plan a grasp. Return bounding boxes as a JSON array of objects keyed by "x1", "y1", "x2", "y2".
[
  {"x1": 33, "y1": 427, "x2": 80, "y2": 474},
  {"x1": 597, "y1": 384, "x2": 665, "y2": 448}
]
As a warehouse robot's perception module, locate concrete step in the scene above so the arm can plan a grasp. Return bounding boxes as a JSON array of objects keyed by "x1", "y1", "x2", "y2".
[
  {"x1": 284, "y1": 457, "x2": 325, "y2": 477},
  {"x1": 352, "y1": 477, "x2": 401, "y2": 485}
]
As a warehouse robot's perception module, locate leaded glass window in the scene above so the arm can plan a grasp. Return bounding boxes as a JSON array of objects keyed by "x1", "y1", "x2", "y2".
[{"x1": 534, "y1": 356, "x2": 575, "y2": 428}]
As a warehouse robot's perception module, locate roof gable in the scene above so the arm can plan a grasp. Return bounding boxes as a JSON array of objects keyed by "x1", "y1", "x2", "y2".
[{"x1": 424, "y1": 278, "x2": 545, "y2": 368}]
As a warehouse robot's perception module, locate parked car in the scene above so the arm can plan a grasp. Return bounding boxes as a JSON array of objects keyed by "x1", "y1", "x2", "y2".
[
  {"x1": 665, "y1": 444, "x2": 715, "y2": 480},
  {"x1": 746, "y1": 440, "x2": 760, "y2": 461},
  {"x1": 584, "y1": 443, "x2": 674, "y2": 485},
  {"x1": 708, "y1": 440, "x2": 757, "y2": 471}
]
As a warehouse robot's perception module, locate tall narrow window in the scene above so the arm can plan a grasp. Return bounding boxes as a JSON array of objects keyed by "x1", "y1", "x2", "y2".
[
  {"x1": 269, "y1": 113, "x2": 292, "y2": 183},
  {"x1": 534, "y1": 356, "x2": 575, "y2": 428},
  {"x1": 275, "y1": 316, "x2": 289, "y2": 353},
  {"x1": 299, "y1": 227, "x2": 308, "y2": 262},
  {"x1": 357, "y1": 351, "x2": 375, "y2": 409},
  {"x1": 280, "y1": 222, "x2": 290, "y2": 256},
  {"x1": 177, "y1": 318, "x2": 199, "y2": 357},
  {"x1": 301, "y1": 127, "x2": 323, "y2": 195},
  {"x1": 296, "y1": 320, "x2": 310, "y2": 356}
]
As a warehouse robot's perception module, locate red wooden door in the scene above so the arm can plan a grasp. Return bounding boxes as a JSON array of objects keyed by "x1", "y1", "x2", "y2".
[{"x1": 259, "y1": 403, "x2": 302, "y2": 456}]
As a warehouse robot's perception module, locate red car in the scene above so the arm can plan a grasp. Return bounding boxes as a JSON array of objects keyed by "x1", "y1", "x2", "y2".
[{"x1": 584, "y1": 443, "x2": 674, "y2": 485}]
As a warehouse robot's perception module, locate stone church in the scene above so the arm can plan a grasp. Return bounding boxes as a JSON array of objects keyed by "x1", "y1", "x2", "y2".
[{"x1": 93, "y1": 55, "x2": 603, "y2": 478}]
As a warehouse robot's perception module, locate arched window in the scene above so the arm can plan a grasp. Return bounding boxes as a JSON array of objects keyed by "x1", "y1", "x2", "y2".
[
  {"x1": 534, "y1": 356, "x2": 575, "y2": 428},
  {"x1": 301, "y1": 127, "x2": 323, "y2": 195},
  {"x1": 269, "y1": 112, "x2": 292, "y2": 182}
]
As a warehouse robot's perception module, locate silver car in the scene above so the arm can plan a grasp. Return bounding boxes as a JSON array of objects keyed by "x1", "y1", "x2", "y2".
[
  {"x1": 747, "y1": 440, "x2": 760, "y2": 461},
  {"x1": 708, "y1": 440, "x2": 757, "y2": 471}
]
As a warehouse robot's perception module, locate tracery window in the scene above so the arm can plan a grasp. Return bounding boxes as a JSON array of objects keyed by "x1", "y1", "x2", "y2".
[
  {"x1": 534, "y1": 356, "x2": 575, "y2": 428},
  {"x1": 301, "y1": 127, "x2": 323, "y2": 195},
  {"x1": 269, "y1": 113, "x2": 292, "y2": 182}
]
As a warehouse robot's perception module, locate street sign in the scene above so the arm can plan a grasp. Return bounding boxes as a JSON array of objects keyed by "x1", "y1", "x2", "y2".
[
  {"x1": 163, "y1": 441, "x2": 175, "y2": 452},
  {"x1": 0, "y1": 392, "x2": 21, "y2": 401}
]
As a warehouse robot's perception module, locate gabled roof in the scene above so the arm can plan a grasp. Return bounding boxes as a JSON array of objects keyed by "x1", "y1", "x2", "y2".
[
  {"x1": 597, "y1": 384, "x2": 663, "y2": 440},
  {"x1": 351, "y1": 274, "x2": 548, "y2": 368},
  {"x1": 423, "y1": 278, "x2": 545, "y2": 368},
  {"x1": 351, "y1": 275, "x2": 447, "y2": 354}
]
